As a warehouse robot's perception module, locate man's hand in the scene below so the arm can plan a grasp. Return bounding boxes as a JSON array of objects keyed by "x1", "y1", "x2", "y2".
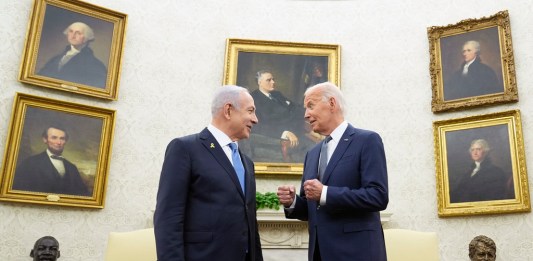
[
  {"x1": 285, "y1": 131, "x2": 299, "y2": 147},
  {"x1": 303, "y1": 179, "x2": 323, "y2": 201},
  {"x1": 277, "y1": 185, "x2": 296, "y2": 207}
]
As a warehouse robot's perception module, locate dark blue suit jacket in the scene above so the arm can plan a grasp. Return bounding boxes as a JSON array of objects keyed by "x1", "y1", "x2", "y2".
[
  {"x1": 153, "y1": 128, "x2": 263, "y2": 261},
  {"x1": 287, "y1": 124, "x2": 388, "y2": 261}
]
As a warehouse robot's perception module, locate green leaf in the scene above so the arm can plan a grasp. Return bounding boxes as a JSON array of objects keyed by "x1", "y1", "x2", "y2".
[{"x1": 256, "y1": 192, "x2": 281, "y2": 210}]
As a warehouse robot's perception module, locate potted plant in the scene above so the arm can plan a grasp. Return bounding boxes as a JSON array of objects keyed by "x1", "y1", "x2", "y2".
[{"x1": 255, "y1": 192, "x2": 281, "y2": 211}]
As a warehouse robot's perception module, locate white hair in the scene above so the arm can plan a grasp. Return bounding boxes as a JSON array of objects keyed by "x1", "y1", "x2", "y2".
[
  {"x1": 63, "y1": 22, "x2": 95, "y2": 42},
  {"x1": 464, "y1": 40, "x2": 481, "y2": 54},
  {"x1": 470, "y1": 139, "x2": 491, "y2": 153},
  {"x1": 305, "y1": 82, "x2": 346, "y2": 116}
]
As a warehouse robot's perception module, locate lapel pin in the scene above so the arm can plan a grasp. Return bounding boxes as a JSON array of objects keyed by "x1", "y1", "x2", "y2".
[
  {"x1": 344, "y1": 138, "x2": 349, "y2": 141},
  {"x1": 210, "y1": 143, "x2": 215, "y2": 148}
]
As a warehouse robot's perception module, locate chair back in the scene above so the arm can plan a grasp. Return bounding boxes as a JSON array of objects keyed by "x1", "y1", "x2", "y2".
[
  {"x1": 104, "y1": 228, "x2": 157, "y2": 261},
  {"x1": 384, "y1": 228, "x2": 439, "y2": 261}
]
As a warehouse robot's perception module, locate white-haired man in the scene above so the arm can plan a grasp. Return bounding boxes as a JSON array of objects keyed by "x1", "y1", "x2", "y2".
[
  {"x1": 39, "y1": 22, "x2": 107, "y2": 88},
  {"x1": 450, "y1": 139, "x2": 513, "y2": 203},
  {"x1": 445, "y1": 40, "x2": 503, "y2": 100}
]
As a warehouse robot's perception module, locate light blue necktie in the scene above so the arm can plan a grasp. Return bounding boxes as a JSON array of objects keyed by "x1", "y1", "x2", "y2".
[
  {"x1": 318, "y1": 136, "x2": 332, "y2": 180},
  {"x1": 228, "y1": 142, "x2": 245, "y2": 193}
]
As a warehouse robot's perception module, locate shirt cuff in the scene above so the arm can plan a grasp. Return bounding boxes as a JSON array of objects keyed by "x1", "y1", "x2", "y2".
[{"x1": 319, "y1": 185, "x2": 328, "y2": 205}]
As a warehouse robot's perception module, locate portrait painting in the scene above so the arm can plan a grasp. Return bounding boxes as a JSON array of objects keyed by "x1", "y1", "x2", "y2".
[
  {"x1": 433, "y1": 110, "x2": 530, "y2": 217},
  {"x1": 0, "y1": 93, "x2": 116, "y2": 208},
  {"x1": 428, "y1": 10, "x2": 517, "y2": 113},
  {"x1": 19, "y1": 0, "x2": 127, "y2": 100},
  {"x1": 223, "y1": 38, "x2": 340, "y2": 175}
]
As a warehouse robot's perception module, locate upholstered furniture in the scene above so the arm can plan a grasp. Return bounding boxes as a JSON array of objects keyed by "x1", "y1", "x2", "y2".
[
  {"x1": 104, "y1": 228, "x2": 157, "y2": 261},
  {"x1": 384, "y1": 228, "x2": 439, "y2": 261}
]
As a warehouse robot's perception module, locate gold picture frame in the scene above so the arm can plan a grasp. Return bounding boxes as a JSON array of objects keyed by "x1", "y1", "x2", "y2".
[
  {"x1": 19, "y1": 0, "x2": 127, "y2": 100},
  {"x1": 428, "y1": 10, "x2": 517, "y2": 113},
  {"x1": 223, "y1": 38, "x2": 340, "y2": 175},
  {"x1": 433, "y1": 110, "x2": 529, "y2": 217},
  {"x1": 0, "y1": 93, "x2": 116, "y2": 208}
]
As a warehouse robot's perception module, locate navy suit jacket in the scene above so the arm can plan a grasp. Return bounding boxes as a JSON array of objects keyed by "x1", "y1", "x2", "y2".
[
  {"x1": 153, "y1": 128, "x2": 263, "y2": 261},
  {"x1": 286, "y1": 124, "x2": 388, "y2": 261}
]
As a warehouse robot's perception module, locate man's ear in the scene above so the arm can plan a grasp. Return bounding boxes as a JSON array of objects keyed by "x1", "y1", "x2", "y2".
[
  {"x1": 57, "y1": 250, "x2": 60, "y2": 258},
  {"x1": 328, "y1": 97, "x2": 337, "y2": 110},
  {"x1": 223, "y1": 103, "x2": 232, "y2": 119},
  {"x1": 30, "y1": 249, "x2": 35, "y2": 258}
]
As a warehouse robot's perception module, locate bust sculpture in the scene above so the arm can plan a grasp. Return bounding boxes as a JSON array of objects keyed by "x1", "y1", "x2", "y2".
[{"x1": 469, "y1": 235, "x2": 496, "y2": 261}]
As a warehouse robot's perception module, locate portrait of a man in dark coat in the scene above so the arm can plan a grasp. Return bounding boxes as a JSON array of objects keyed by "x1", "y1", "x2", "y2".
[
  {"x1": 449, "y1": 139, "x2": 513, "y2": 203},
  {"x1": 12, "y1": 125, "x2": 90, "y2": 196},
  {"x1": 38, "y1": 22, "x2": 108, "y2": 88},
  {"x1": 444, "y1": 40, "x2": 503, "y2": 101}
]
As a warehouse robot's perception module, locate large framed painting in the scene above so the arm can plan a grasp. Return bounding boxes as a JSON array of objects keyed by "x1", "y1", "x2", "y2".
[
  {"x1": 428, "y1": 10, "x2": 517, "y2": 113},
  {"x1": 223, "y1": 38, "x2": 340, "y2": 175},
  {"x1": 0, "y1": 93, "x2": 116, "y2": 208},
  {"x1": 433, "y1": 110, "x2": 529, "y2": 217},
  {"x1": 19, "y1": 0, "x2": 127, "y2": 100}
]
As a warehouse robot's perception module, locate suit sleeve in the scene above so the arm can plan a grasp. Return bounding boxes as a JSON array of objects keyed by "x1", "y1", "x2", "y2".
[
  {"x1": 326, "y1": 132, "x2": 389, "y2": 211},
  {"x1": 154, "y1": 139, "x2": 191, "y2": 261},
  {"x1": 285, "y1": 153, "x2": 310, "y2": 221}
]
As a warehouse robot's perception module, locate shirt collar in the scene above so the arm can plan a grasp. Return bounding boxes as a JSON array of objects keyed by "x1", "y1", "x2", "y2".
[
  {"x1": 46, "y1": 149, "x2": 64, "y2": 159},
  {"x1": 329, "y1": 121, "x2": 348, "y2": 143},
  {"x1": 465, "y1": 57, "x2": 476, "y2": 67},
  {"x1": 207, "y1": 124, "x2": 233, "y2": 147},
  {"x1": 66, "y1": 45, "x2": 82, "y2": 56}
]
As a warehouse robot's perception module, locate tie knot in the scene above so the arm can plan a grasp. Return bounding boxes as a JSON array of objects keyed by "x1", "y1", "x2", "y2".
[
  {"x1": 50, "y1": 155, "x2": 64, "y2": 161},
  {"x1": 324, "y1": 136, "x2": 332, "y2": 143},
  {"x1": 228, "y1": 142, "x2": 238, "y2": 152}
]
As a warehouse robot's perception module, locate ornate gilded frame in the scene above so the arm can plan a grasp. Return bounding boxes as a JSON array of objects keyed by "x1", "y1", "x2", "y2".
[
  {"x1": 433, "y1": 110, "x2": 529, "y2": 217},
  {"x1": 428, "y1": 10, "x2": 517, "y2": 113},
  {"x1": 0, "y1": 93, "x2": 116, "y2": 208},
  {"x1": 223, "y1": 38, "x2": 340, "y2": 175},
  {"x1": 19, "y1": 0, "x2": 127, "y2": 100}
]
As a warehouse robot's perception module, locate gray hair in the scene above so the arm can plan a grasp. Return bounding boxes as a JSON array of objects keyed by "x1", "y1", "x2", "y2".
[
  {"x1": 211, "y1": 85, "x2": 249, "y2": 116},
  {"x1": 256, "y1": 70, "x2": 272, "y2": 84},
  {"x1": 63, "y1": 22, "x2": 95, "y2": 42},
  {"x1": 464, "y1": 40, "x2": 481, "y2": 54},
  {"x1": 305, "y1": 82, "x2": 346, "y2": 116},
  {"x1": 470, "y1": 139, "x2": 490, "y2": 153}
]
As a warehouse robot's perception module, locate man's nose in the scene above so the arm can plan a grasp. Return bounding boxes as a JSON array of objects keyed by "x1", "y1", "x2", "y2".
[{"x1": 252, "y1": 114, "x2": 258, "y2": 124}]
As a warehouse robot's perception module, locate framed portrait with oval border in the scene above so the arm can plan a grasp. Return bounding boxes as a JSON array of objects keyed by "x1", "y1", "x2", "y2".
[
  {"x1": 427, "y1": 10, "x2": 517, "y2": 113},
  {"x1": 223, "y1": 38, "x2": 340, "y2": 176},
  {"x1": 433, "y1": 110, "x2": 530, "y2": 217},
  {"x1": 19, "y1": 0, "x2": 127, "y2": 100},
  {"x1": 0, "y1": 93, "x2": 115, "y2": 208}
]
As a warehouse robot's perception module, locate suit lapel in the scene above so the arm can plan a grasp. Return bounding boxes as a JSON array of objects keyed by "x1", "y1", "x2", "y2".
[
  {"x1": 322, "y1": 125, "x2": 356, "y2": 183},
  {"x1": 199, "y1": 128, "x2": 245, "y2": 199},
  {"x1": 306, "y1": 146, "x2": 321, "y2": 180},
  {"x1": 242, "y1": 154, "x2": 254, "y2": 203}
]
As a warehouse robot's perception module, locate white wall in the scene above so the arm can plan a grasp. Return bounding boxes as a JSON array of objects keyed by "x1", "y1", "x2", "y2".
[{"x1": 1, "y1": 0, "x2": 533, "y2": 260}]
